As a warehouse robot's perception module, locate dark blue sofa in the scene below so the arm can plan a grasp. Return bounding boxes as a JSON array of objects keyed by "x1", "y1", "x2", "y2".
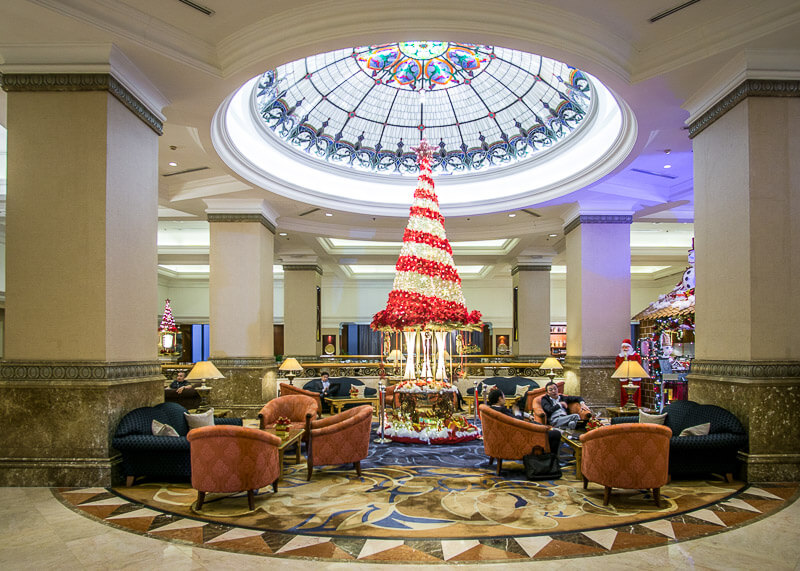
[
  {"x1": 612, "y1": 400, "x2": 747, "y2": 481},
  {"x1": 112, "y1": 402, "x2": 242, "y2": 486}
]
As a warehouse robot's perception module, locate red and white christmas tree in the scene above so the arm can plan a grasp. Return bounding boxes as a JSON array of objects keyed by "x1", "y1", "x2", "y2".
[
  {"x1": 159, "y1": 299, "x2": 178, "y2": 333},
  {"x1": 372, "y1": 140, "x2": 482, "y2": 331}
]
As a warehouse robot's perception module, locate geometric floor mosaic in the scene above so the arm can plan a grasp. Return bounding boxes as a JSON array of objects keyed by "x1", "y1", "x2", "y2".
[{"x1": 54, "y1": 482, "x2": 798, "y2": 562}]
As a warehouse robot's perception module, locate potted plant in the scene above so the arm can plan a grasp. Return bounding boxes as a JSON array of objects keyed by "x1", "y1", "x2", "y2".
[{"x1": 274, "y1": 416, "x2": 291, "y2": 438}]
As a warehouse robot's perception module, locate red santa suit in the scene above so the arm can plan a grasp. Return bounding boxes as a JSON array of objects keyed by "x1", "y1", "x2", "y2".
[{"x1": 615, "y1": 339, "x2": 643, "y2": 407}]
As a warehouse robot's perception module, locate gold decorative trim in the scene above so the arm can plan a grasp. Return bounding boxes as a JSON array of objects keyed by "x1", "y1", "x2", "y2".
[
  {"x1": 511, "y1": 265, "x2": 551, "y2": 275},
  {"x1": 0, "y1": 360, "x2": 163, "y2": 381},
  {"x1": 564, "y1": 215, "x2": 632, "y2": 236},
  {"x1": 206, "y1": 213, "x2": 276, "y2": 234},
  {"x1": 690, "y1": 359, "x2": 800, "y2": 379},
  {"x1": 211, "y1": 357, "x2": 276, "y2": 368},
  {"x1": 0, "y1": 73, "x2": 163, "y2": 135},
  {"x1": 282, "y1": 264, "x2": 323, "y2": 275},
  {"x1": 564, "y1": 355, "x2": 616, "y2": 368},
  {"x1": 689, "y1": 79, "x2": 800, "y2": 139}
]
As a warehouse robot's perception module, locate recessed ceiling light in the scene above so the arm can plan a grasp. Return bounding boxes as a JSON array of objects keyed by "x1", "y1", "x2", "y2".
[
  {"x1": 168, "y1": 161, "x2": 177, "y2": 167},
  {"x1": 325, "y1": 212, "x2": 333, "y2": 217},
  {"x1": 278, "y1": 232, "x2": 287, "y2": 236},
  {"x1": 508, "y1": 213, "x2": 516, "y2": 218},
  {"x1": 549, "y1": 233, "x2": 558, "y2": 237},
  {"x1": 663, "y1": 164, "x2": 672, "y2": 169}
]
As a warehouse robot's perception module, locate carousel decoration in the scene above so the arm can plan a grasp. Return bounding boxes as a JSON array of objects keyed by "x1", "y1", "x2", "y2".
[{"x1": 371, "y1": 139, "x2": 482, "y2": 444}]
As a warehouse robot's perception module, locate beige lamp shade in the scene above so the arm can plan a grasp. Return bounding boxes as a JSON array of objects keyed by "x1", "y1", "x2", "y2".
[
  {"x1": 387, "y1": 349, "x2": 405, "y2": 362},
  {"x1": 540, "y1": 357, "x2": 563, "y2": 371},
  {"x1": 186, "y1": 360, "x2": 225, "y2": 381},
  {"x1": 279, "y1": 358, "x2": 303, "y2": 372},
  {"x1": 611, "y1": 359, "x2": 650, "y2": 379}
]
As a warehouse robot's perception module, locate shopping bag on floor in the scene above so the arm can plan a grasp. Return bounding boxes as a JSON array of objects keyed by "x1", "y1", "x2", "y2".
[{"x1": 523, "y1": 445, "x2": 562, "y2": 480}]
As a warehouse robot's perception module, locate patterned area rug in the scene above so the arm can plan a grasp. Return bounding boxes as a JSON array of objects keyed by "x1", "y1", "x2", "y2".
[{"x1": 53, "y1": 435, "x2": 799, "y2": 562}]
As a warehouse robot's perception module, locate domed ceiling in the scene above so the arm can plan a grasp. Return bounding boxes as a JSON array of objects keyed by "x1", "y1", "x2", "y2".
[{"x1": 213, "y1": 41, "x2": 634, "y2": 216}]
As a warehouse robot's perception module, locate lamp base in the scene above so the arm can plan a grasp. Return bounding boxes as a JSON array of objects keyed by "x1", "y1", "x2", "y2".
[
  {"x1": 285, "y1": 374, "x2": 295, "y2": 386},
  {"x1": 621, "y1": 382, "x2": 639, "y2": 411}
]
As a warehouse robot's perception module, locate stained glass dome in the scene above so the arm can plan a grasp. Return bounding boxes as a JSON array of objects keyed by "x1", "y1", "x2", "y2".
[{"x1": 254, "y1": 42, "x2": 594, "y2": 176}]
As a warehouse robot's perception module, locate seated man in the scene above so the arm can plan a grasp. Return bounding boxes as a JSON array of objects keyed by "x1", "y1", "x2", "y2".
[
  {"x1": 487, "y1": 388, "x2": 561, "y2": 454},
  {"x1": 316, "y1": 371, "x2": 335, "y2": 413},
  {"x1": 169, "y1": 371, "x2": 190, "y2": 393},
  {"x1": 541, "y1": 381, "x2": 592, "y2": 430}
]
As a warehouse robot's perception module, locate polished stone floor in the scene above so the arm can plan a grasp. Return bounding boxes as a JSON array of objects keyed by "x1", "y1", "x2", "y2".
[{"x1": 1, "y1": 486, "x2": 799, "y2": 569}]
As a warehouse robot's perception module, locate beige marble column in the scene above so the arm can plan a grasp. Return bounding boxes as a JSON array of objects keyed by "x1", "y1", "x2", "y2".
[
  {"x1": 206, "y1": 199, "x2": 277, "y2": 416},
  {"x1": 563, "y1": 214, "x2": 632, "y2": 407},
  {"x1": 282, "y1": 264, "x2": 322, "y2": 361},
  {"x1": 685, "y1": 55, "x2": 800, "y2": 481},
  {"x1": 511, "y1": 263, "x2": 551, "y2": 363},
  {"x1": 0, "y1": 46, "x2": 167, "y2": 486}
]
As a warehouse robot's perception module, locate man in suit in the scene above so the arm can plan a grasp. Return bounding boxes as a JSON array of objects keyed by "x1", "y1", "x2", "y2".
[
  {"x1": 487, "y1": 388, "x2": 562, "y2": 453},
  {"x1": 541, "y1": 381, "x2": 592, "y2": 429}
]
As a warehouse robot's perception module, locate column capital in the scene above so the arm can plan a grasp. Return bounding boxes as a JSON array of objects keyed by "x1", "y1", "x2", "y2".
[
  {"x1": 511, "y1": 264, "x2": 551, "y2": 275},
  {"x1": 283, "y1": 264, "x2": 323, "y2": 275},
  {"x1": 564, "y1": 214, "x2": 632, "y2": 236},
  {"x1": 204, "y1": 198, "x2": 278, "y2": 234},
  {"x1": 0, "y1": 44, "x2": 168, "y2": 134},
  {"x1": 684, "y1": 49, "x2": 800, "y2": 137}
]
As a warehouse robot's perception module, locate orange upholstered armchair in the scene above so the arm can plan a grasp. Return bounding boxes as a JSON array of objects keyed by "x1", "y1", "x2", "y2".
[
  {"x1": 187, "y1": 425, "x2": 281, "y2": 511},
  {"x1": 279, "y1": 382, "x2": 322, "y2": 415},
  {"x1": 258, "y1": 395, "x2": 319, "y2": 430},
  {"x1": 305, "y1": 405, "x2": 373, "y2": 480},
  {"x1": 579, "y1": 423, "x2": 672, "y2": 507},
  {"x1": 528, "y1": 381, "x2": 590, "y2": 424},
  {"x1": 479, "y1": 404, "x2": 552, "y2": 475}
]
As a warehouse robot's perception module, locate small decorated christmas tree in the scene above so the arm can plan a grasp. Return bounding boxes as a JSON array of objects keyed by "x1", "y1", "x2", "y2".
[
  {"x1": 372, "y1": 139, "x2": 481, "y2": 331},
  {"x1": 159, "y1": 299, "x2": 178, "y2": 333}
]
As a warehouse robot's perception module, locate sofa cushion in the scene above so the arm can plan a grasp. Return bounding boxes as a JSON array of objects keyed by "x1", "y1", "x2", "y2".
[
  {"x1": 639, "y1": 410, "x2": 667, "y2": 425},
  {"x1": 679, "y1": 422, "x2": 711, "y2": 437},
  {"x1": 152, "y1": 419, "x2": 180, "y2": 437},
  {"x1": 185, "y1": 408, "x2": 215, "y2": 429},
  {"x1": 514, "y1": 384, "x2": 530, "y2": 398}
]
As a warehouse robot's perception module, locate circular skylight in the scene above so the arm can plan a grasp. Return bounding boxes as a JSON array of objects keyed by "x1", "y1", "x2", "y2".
[
  {"x1": 254, "y1": 42, "x2": 594, "y2": 176},
  {"x1": 212, "y1": 42, "x2": 635, "y2": 217}
]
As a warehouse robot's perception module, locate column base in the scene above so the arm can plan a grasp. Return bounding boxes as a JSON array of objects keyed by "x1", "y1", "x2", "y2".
[
  {"x1": 689, "y1": 360, "x2": 800, "y2": 482},
  {"x1": 0, "y1": 360, "x2": 163, "y2": 487},
  {"x1": 209, "y1": 357, "x2": 277, "y2": 418},
  {"x1": 563, "y1": 356, "x2": 617, "y2": 408}
]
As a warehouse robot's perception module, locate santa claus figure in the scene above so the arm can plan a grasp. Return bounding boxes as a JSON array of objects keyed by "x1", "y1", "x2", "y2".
[{"x1": 615, "y1": 338, "x2": 642, "y2": 407}]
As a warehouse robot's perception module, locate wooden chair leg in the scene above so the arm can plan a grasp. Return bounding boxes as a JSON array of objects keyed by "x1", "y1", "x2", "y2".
[
  {"x1": 355, "y1": 461, "x2": 362, "y2": 477},
  {"x1": 307, "y1": 462, "x2": 313, "y2": 481},
  {"x1": 247, "y1": 489, "x2": 255, "y2": 511},
  {"x1": 583, "y1": 476, "x2": 589, "y2": 489},
  {"x1": 126, "y1": 475, "x2": 135, "y2": 487},
  {"x1": 488, "y1": 457, "x2": 494, "y2": 466},
  {"x1": 653, "y1": 487, "x2": 661, "y2": 508},
  {"x1": 725, "y1": 473, "x2": 733, "y2": 483},
  {"x1": 603, "y1": 486, "x2": 612, "y2": 506},
  {"x1": 196, "y1": 491, "x2": 205, "y2": 510},
  {"x1": 272, "y1": 479, "x2": 278, "y2": 493},
  {"x1": 496, "y1": 459, "x2": 502, "y2": 475}
]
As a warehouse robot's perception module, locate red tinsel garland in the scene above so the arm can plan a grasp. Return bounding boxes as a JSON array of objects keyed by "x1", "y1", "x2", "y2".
[
  {"x1": 395, "y1": 255, "x2": 461, "y2": 283},
  {"x1": 413, "y1": 187, "x2": 439, "y2": 204},
  {"x1": 372, "y1": 290, "x2": 482, "y2": 330},
  {"x1": 402, "y1": 229, "x2": 453, "y2": 254},
  {"x1": 409, "y1": 205, "x2": 445, "y2": 226}
]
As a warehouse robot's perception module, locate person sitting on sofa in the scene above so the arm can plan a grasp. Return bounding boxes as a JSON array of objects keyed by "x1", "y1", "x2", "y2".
[
  {"x1": 487, "y1": 388, "x2": 562, "y2": 453},
  {"x1": 541, "y1": 381, "x2": 592, "y2": 430},
  {"x1": 169, "y1": 371, "x2": 190, "y2": 393}
]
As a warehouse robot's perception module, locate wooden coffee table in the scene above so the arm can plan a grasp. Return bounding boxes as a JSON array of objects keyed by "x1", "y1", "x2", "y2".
[
  {"x1": 262, "y1": 427, "x2": 304, "y2": 479},
  {"x1": 560, "y1": 429, "x2": 584, "y2": 479},
  {"x1": 325, "y1": 396, "x2": 379, "y2": 415}
]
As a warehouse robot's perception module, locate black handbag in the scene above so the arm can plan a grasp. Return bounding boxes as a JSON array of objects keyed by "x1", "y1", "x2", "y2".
[{"x1": 522, "y1": 445, "x2": 562, "y2": 480}]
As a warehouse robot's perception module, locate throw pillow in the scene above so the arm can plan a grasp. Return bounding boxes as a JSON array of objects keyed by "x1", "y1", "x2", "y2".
[
  {"x1": 151, "y1": 419, "x2": 180, "y2": 437},
  {"x1": 639, "y1": 410, "x2": 668, "y2": 425},
  {"x1": 184, "y1": 408, "x2": 215, "y2": 429},
  {"x1": 514, "y1": 385, "x2": 530, "y2": 398},
  {"x1": 354, "y1": 385, "x2": 366, "y2": 398},
  {"x1": 679, "y1": 422, "x2": 711, "y2": 437}
]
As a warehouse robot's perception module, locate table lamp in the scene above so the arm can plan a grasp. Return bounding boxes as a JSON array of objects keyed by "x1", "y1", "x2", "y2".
[
  {"x1": 185, "y1": 360, "x2": 225, "y2": 411},
  {"x1": 539, "y1": 357, "x2": 564, "y2": 382},
  {"x1": 611, "y1": 359, "x2": 650, "y2": 411},
  {"x1": 279, "y1": 357, "x2": 303, "y2": 386}
]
